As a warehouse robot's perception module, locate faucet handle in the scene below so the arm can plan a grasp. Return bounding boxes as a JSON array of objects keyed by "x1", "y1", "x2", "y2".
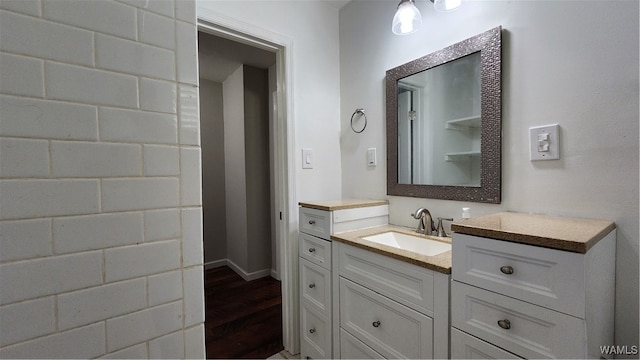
[
  {"x1": 411, "y1": 208, "x2": 425, "y2": 219},
  {"x1": 436, "y1": 217, "x2": 454, "y2": 237}
]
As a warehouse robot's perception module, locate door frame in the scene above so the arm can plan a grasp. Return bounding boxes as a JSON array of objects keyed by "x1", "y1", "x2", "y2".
[{"x1": 197, "y1": 10, "x2": 299, "y2": 354}]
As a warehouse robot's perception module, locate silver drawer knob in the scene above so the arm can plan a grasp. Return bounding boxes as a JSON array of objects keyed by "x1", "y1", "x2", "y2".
[
  {"x1": 308, "y1": 248, "x2": 316, "y2": 253},
  {"x1": 500, "y1": 266, "x2": 514, "y2": 275},
  {"x1": 309, "y1": 328, "x2": 316, "y2": 334},
  {"x1": 372, "y1": 320, "x2": 381, "y2": 328},
  {"x1": 497, "y1": 319, "x2": 511, "y2": 329},
  {"x1": 308, "y1": 220, "x2": 316, "y2": 225},
  {"x1": 308, "y1": 283, "x2": 316, "y2": 289}
]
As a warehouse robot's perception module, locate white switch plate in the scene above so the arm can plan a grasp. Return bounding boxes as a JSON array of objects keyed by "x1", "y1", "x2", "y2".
[
  {"x1": 302, "y1": 148, "x2": 313, "y2": 169},
  {"x1": 529, "y1": 124, "x2": 560, "y2": 161},
  {"x1": 367, "y1": 148, "x2": 377, "y2": 166}
]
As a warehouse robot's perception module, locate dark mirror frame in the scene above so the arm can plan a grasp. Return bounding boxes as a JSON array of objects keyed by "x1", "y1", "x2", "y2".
[{"x1": 386, "y1": 26, "x2": 502, "y2": 204}]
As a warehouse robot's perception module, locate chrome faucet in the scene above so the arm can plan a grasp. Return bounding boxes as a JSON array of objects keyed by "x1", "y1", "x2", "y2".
[
  {"x1": 411, "y1": 208, "x2": 436, "y2": 235},
  {"x1": 435, "y1": 217, "x2": 454, "y2": 237}
]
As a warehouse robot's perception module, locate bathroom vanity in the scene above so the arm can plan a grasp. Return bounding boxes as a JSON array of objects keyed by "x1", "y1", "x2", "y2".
[
  {"x1": 330, "y1": 227, "x2": 451, "y2": 359},
  {"x1": 298, "y1": 200, "x2": 389, "y2": 359},
  {"x1": 450, "y1": 212, "x2": 616, "y2": 359},
  {"x1": 300, "y1": 204, "x2": 615, "y2": 359}
]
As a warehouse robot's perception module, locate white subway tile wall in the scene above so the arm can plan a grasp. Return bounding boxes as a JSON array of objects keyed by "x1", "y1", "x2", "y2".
[
  {"x1": 0, "y1": 0, "x2": 203, "y2": 358},
  {"x1": 149, "y1": 330, "x2": 185, "y2": 359},
  {"x1": 148, "y1": 270, "x2": 184, "y2": 307},
  {"x1": 0, "y1": 0, "x2": 41, "y2": 16},
  {"x1": 0, "y1": 53, "x2": 45, "y2": 97},
  {"x1": 144, "y1": 145, "x2": 180, "y2": 176},
  {"x1": 100, "y1": 343, "x2": 148, "y2": 359},
  {"x1": 0, "y1": 95, "x2": 99, "y2": 140},
  {"x1": 105, "y1": 301, "x2": 183, "y2": 352},
  {"x1": 0, "y1": 323, "x2": 106, "y2": 359},
  {"x1": 0, "y1": 11, "x2": 94, "y2": 66},
  {"x1": 0, "y1": 219, "x2": 52, "y2": 262},
  {"x1": 184, "y1": 323, "x2": 206, "y2": 359}
]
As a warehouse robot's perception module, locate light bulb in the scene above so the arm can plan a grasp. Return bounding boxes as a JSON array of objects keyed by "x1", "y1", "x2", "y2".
[
  {"x1": 433, "y1": 0, "x2": 461, "y2": 12},
  {"x1": 392, "y1": 0, "x2": 422, "y2": 35}
]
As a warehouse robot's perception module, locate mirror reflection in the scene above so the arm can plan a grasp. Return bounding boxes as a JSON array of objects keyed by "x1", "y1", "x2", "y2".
[
  {"x1": 397, "y1": 52, "x2": 481, "y2": 186},
  {"x1": 386, "y1": 26, "x2": 501, "y2": 204}
]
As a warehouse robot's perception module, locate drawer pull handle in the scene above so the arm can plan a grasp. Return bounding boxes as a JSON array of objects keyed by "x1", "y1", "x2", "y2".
[
  {"x1": 497, "y1": 319, "x2": 511, "y2": 330},
  {"x1": 500, "y1": 266, "x2": 514, "y2": 275},
  {"x1": 308, "y1": 283, "x2": 316, "y2": 289},
  {"x1": 308, "y1": 248, "x2": 316, "y2": 253},
  {"x1": 372, "y1": 320, "x2": 381, "y2": 328},
  {"x1": 308, "y1": 220, "x2": 316, "y2": 225},
  {"x1": 309, "y1": 328, "x2": 316, "y2": 334}
]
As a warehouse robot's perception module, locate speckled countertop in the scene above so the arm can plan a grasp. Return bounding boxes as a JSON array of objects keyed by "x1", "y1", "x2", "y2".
[
  {"x1": 451, "y1": 212, "x2": 616, "y2": 253},
  {"x1": 330, "y1": 225, "x2": 452, "y2": 274},
  {"x1": 298, "y1": 199, "x2": 388, "y2": 211}
]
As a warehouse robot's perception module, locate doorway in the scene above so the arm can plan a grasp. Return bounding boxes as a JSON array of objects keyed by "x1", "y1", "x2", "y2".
[{"x1": 197, "y1": 24, "x2": 295, "y2": 357}]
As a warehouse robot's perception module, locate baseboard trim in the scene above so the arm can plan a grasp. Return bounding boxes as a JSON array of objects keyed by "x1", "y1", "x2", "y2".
[
  {"x1": 225, "y1": 259, "x2": 272, "y2": 281},
  {"x1": 270, "y1": 269, "x2": 280, "y2": 281},
  {"x1": 204, "y1": 259, "x2": 227, "y2": 270}
]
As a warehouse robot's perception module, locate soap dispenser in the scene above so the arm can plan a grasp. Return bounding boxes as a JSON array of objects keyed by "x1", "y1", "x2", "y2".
[{"x1": 461, "y1": 207, "x2": 471, "y2": 221}]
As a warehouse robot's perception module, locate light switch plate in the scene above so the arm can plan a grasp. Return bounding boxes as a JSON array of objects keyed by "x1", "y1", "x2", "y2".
[
  {"x1": 529, "y1": 124, "x2": 560, "y2": 161},
  {"x1": 367, "y1": 148, "x2": 377, "y2": 166},
  {"x1": 302, "y1": 148, "x2": 313, "y2": 169}
]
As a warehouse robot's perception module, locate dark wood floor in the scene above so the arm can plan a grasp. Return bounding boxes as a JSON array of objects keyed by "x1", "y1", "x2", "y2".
[{"x1": 205, "y1": 266, "x2": 284, "y2": 359}]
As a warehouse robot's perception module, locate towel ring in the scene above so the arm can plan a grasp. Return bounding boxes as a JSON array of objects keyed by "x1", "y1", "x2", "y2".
[{"x1": 350, "y1": 108, "x2": 367, "y2": 133}]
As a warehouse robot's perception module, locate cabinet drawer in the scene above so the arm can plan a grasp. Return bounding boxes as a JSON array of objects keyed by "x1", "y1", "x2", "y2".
[
  {"x1": 300, "y1": 258, "x2": 331, "y2": 314},
  {"x1": 337, "y1": 242, "x2": 435, "y2": 315},
  {"x1": 451, "y1": 281, "x2": 585, "y2": 359},
  {"x1": 452, "y1": 233, "x2": 585, "y2": 317},
  {"x1": 299, "y1": 233, "x2": 331, "y2": 270},
  {"x1": 301, "y1": 304, "x2": 331, "y2": 359},
  {"x1": 340, "y1": 329, "x2": 384, "y2": 359},
  {"x1": 299, "y1": 207, "x2": 331, "y2": 240},
  {"x1": 340, "y1": 278, "x2": 433, "y2": 359},
  {"x1": 450, "y1": 328, "x2": 521, "y2": 359}
]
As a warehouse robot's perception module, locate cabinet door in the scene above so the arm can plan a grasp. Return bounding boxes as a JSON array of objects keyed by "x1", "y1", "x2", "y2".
[
  {"x1": 340, "y1": 329, "x2": 384, "y2": 359},
  {"x1": 337, "y1": 242, "x2": 435, "y2": 315},
  {"x1": 299, "y1": 233, "x2": 331, "y2": 270},
  {"x1": 300, "y1": 258, "x2": 331, "y2": 314},
  {"x1": 451, "y1": 281, "x2": 585, "y2": 359},
  {"x1": 299, "y1": 207, "x2": 331, "y2": 240},
  {"x1": 452, "y1": 233, "x2": 585, "y2": 317},
  {"x1": 300, "y1": 304, "x2": 330, "y2": 359},
  {"x1": 340, "y1": 278, "x2": 433, "y2": 359},
  {"x1": 451, "y1": 328, "x2": 521, "y2": 359}
]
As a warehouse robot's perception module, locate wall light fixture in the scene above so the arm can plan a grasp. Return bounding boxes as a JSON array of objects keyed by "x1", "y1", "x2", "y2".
[
  {"x1": 392, "y1": 0, "x2": 462, "y2": 35},
  {"x1": 432, "y1": 0, "x2": 462, "y2": 12},
  {"x1": 391, "y1": 0, "x2": 422, "y2": 35}
]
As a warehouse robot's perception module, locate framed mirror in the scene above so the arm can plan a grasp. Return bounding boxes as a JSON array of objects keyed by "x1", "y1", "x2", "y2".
[{"x1": 386, "y1": 26, "x2": 502, "y2": 203}]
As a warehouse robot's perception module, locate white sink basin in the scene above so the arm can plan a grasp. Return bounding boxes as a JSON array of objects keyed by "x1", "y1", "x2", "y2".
[{"x1": 361, "y1": 231, "x2": 451, "y2": 256}]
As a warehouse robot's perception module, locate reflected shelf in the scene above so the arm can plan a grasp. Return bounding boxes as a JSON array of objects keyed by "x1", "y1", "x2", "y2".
[
  {"x1": 445, "y1": 150, "x2": 481, "y2": 161},
  {"x1": 445, "y1": 115, "x2": 481, "y2": 131}
]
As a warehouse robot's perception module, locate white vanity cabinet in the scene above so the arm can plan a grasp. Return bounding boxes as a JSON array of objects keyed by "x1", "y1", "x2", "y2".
[
  {"x1": 332, "y1": 241, "x2": 450, "y2": 359},
  {"x1": 298, "y1": 200, "x2": 388, "y2": 360},
  {"x1": 450, "y1": 212, "x2": 616, "y2": 359}
]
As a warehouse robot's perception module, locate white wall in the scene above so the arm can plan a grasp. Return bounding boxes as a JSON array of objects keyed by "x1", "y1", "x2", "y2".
[
  {"x1": 221, "y1": 65, "x2": 273, "y2": 278},
  {"x1": 0, "y1": 0, "x2": 205, "y2": 358},
  {"x1": 243, "y1": 65, "x2": 273, "y2": 274},
  {"x1": 197, "y1": 0, "x2": 342, "y2": 203},
  {"x1": 223, "y1": 65, "x2": 249, "y2": 270},
  {"x1": 200, "y1": 79, "x2": 227, "y2": 264},
  {"x1": 340, "y1": 0, "x2": 639, "y2": 348}
]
